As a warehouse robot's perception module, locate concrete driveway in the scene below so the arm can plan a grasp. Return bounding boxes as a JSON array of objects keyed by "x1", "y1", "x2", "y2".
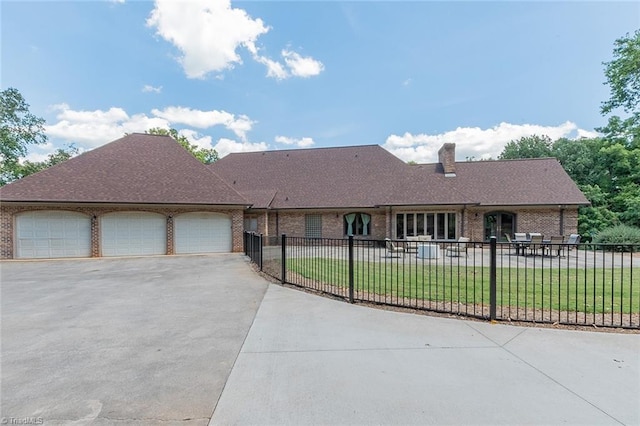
[
  {"x1": 1, "y1": 255, "x2": 268, "y2": 425},
  {"x1": 212, "y1": 284, "x2": 640, "y2": 426},
  {"x1": 3, "y1": 254, "x2": 639, "y2": 425}
]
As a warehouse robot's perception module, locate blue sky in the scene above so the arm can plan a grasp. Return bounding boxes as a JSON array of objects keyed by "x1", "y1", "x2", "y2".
[{"x1": 3, "y1": 1, "x2": 638, "y2": 163}]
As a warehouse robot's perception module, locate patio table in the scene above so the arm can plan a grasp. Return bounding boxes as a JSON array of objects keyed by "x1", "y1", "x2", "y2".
[{"x1": 416, "y1": 243, "x2": 440, "y2": 259}]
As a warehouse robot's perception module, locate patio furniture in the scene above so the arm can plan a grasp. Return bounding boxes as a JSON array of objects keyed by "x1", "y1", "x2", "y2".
[
  {"x1": 385, "y1": 238, "x2": 405, "y2": 257},
  {"x1": 545, "y1": 235, "x2": 566, "y2": 256},
  {"x1": 566, "y1": 234, "x2": 581, "y2": 256},
  {"x1": 505, "y1": 234, "x2": 523, "y2": 255},
  {"x1": 509, "y1": 233, "x2": 530, "y2": 255},
  {"x1": 527, "y1": 235, "x2": 544, "y2": 256},
  {"x1": 416, "y1": 243, "x2": 439, "y2": 259},
  {"x1": 445, "y1": 237, "x2": 470, "y2": 257},
  {"x1": 405, "y1": 235, "x2": 432, "y2": 253}
]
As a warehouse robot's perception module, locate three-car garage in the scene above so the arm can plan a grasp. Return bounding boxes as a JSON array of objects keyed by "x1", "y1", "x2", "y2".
[{"x1": 14, "y1": 210, "x2": 233, "y2": 259}]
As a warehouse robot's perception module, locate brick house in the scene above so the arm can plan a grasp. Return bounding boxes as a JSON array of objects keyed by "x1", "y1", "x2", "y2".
[
  {"x1": 0, "y1": 134, "x2": 249, "y2": 259},
  {"x1": 210, "y1": 143, "x2": 589, "y2": 243},
  {"x1": 0, "y1": 134, "x2": 588, "y2": 259}
]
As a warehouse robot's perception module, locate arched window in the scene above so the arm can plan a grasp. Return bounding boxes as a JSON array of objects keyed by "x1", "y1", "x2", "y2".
[
  {"x1": 484, "y1": 211, "x2": 516, "y2": 241},
  {"x1": 344, "y1": 213, "x2": 371, "y2": 236}
]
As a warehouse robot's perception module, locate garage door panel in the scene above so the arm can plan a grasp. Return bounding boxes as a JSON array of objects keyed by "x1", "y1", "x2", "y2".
[
  {"x1": 16, "y1": 211, "x2": 91, "y2": 259},
  {"x1": 175, "y1": 212, "x2": 231, "y2": 254},
  {"x1": 101, "y1": 212, "x2": 166, "y2": 257}
]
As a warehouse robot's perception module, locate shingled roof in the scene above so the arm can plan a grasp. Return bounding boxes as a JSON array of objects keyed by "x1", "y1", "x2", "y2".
[
  {"x1": 0, "y1": 133, "x2": 248, "y2": 205},
  {"x1": 210, "y1": 145, "x2": 589, "y2": 208},
  {"x1": 209, "y1": 145, "x2": 409, "y2": 209}
]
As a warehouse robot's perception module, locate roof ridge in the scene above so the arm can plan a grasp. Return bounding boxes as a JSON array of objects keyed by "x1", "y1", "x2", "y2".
[{"x1": 226, "y1": 144, "x2": 383, "y2": 156}]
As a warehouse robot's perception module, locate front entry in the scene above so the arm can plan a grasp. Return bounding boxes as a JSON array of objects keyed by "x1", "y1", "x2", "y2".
[{"x1": 484, "y1": 212, "x2": 515, "y2": 241}]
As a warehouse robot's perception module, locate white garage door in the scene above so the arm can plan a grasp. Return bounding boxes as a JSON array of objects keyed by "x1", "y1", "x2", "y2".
[
  {"x1": 175, "y1": 212, "x2": 232, "y2": 254},
  {"x1": 101, "y1": 212, "x2": 166, "y2": 257},
  {"x1": 16, "y1": 211, "x2": 91, "y2": 259}
]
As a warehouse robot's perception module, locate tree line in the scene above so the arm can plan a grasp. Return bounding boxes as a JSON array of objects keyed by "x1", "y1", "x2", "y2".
[{"x1": 498, "y1": 30, "x2": 639, "y2": 238}]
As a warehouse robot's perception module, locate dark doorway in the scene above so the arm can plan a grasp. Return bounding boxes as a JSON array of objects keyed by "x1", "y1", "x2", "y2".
[{"x1": 484, "y1": 212, "x2": 515, "y2": 241}]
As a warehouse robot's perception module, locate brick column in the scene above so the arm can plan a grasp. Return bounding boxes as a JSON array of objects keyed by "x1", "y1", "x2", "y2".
[
  {"x1": 0, "y1": 206, "x2": 15, "y2": 259},
  {"x1": 91, "y1": 214, "x2": 100, "y2": 257},
  {"x1": 166, "y1": 215, "x2": 174, "y2": 255}
]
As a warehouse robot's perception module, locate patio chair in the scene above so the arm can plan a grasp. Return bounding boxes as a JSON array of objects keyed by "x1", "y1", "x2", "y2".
[
  {"x1": 546, "y1": 235, "x2": 565, "y2": 257},
  {"x1": 505, "y1": 234, "x2": 520, "y2": 255},
  {"x1": 514, "y1": 233, "x2": 527, "y2": 241},
  {"x1": 527, "y1": 235, "x2": 544, "y2": 256},
  {"x1": 566, "y1": 234, "x2": 581, "y2": 256},
  {"x1": 385, "y1": 238, "x2": 405, "y2": 257},
  {"x1": 445, "y1": 237, "x2": 470, "y2": 257}
]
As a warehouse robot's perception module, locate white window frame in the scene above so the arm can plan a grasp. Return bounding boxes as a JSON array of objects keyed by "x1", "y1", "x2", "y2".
[{"x1": 396, "y1": 212, "x2": 457, "y2": 240}]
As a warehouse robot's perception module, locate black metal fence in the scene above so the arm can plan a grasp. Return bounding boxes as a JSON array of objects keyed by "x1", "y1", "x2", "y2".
[{"x1": 244, "y1": 232, "x2": 639, "y2": 329}]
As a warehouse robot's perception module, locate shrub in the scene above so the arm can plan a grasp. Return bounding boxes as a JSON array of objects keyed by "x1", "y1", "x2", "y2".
[{"x1": 592, "y1": 224, "x2": 640, "y2": 251}]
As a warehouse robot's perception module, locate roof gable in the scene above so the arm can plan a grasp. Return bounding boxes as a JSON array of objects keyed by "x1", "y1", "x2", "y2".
[{"x1": 0, "y1": 133, "x2": 248, "y2": 205}]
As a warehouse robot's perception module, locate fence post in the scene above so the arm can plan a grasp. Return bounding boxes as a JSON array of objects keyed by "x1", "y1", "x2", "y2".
[
  {"x1": 348, "y1": 235, "x2": 354, "y2": 303},
  {"x1": 489, "y1": 236, "x2": 497, "y2": 321},
  {"x1": 259, "y1": 233, "x2": 263, "y2": 271},
  {"x1": 243, "y1": 231, "x2": 247, "y2": 255},
  {"x1": 281, "y1": 234, "x2": 287, "y2": 284}
]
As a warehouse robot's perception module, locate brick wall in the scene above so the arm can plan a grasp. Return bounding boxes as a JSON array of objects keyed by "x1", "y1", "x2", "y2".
[
  {"x1": 465, "y1": 207, "x2": 580, "y2": 241},
  {"x1": 251, "y1": 210, "x2": 387, "y2": 240},
  {"x1": 0, "y1": 204, "x2": 244, "y2": 259}
]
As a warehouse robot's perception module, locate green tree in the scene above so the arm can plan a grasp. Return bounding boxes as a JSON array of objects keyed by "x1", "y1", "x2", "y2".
[
  {"x1": 599, "y1": 30, "x2": 640, "y2": 148},
  {"x1": 146, "y1": 127, "x2": 219, "y2": 164},
  {"x1": 498, "y1": 135, "x2": 553, "y2": 159},
  {"x1": 551, "y1": 137, "x2": 603, "y2": 185},
  {"x1": 16, "y1": 145, "x2": 79, "y2": 178},
  {"x1": 0, "y1": 87, "x2": 48, "y2": 184}
]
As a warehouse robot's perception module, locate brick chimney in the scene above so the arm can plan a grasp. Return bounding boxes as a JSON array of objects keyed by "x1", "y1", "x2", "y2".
[{"x1": 438, "y1": 143, "x2": 456, "y2": 177}]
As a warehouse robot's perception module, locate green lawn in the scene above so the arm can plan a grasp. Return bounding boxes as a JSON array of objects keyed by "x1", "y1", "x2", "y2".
[{"x1": 286, "y1": 258, "x2": 639, "y2": 314}]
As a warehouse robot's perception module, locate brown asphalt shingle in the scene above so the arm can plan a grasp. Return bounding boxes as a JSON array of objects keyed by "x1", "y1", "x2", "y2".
[
  {"x1": 210, "y1": 145, "x2": 410, "y2": 209},
  {"x1": 210, "y1": 146, "x2": 589, "y2": 208},
  {"x1": 0, "y1": 133, "x2": 248, "y2": 205}
]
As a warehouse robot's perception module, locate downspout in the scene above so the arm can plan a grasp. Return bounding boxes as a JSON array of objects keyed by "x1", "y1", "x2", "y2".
[
  {"x1": 461, "y1": 205, "x2": 466, "y2": 237},
  {"x1": 559, "y1": 207, "x2": 565, "y2": 236}
]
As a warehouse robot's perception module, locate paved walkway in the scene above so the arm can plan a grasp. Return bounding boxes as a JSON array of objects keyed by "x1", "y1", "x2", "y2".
[{"x1": 211, "y1": 283, "x2": 640, "y2": 425}]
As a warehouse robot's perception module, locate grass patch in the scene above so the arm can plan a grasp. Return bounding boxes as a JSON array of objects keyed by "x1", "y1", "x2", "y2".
[{"x1": 286, "y1": 258, "x2": 639, "y2": 314}]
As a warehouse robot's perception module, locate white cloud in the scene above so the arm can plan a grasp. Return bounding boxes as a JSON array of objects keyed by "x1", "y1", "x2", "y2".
[
  {"x1": 281, "y1": 50, "x2": 324, "y2": 78},
  {"x1": 21, "y1": 152, "x2": 50, "y2": 164},
  {"x1": 152, "y1": 106, "x2": 234, "y2": 128},
  {"x1": 42, "y1": 103, "x2": 263, "y2": 158},
  {"x1": 151, "y1": 106, "x2": 254, "y2": 141},
  {"x1": 252, "y1": 53, "x2": 289, "y2": 80},
  {"x1": 147, "y1": 0, "x2": 323, "y2": 80},
  {"x1": 142, "y1": 84, "x2": 162, "y2": 93},
  {"x1": 147, "y1": 0, "x2": 269, "y2": 79},
  {"x1": 275, "y1": 135, "x2": 315, "y2": 148},
  {"x1": 576, "y1": 128, "x2": 600, "y2": 139},
  {"x1": 213, "y1": 138, "x2": 268, "y2": 158},
  {"x1": 226, "y1": 115, "x2": 254, "y2": 142},
  {"x1": 178, "y1": 129, "x2": 214, "y2": 150},
  {"x1": 45, "y1": 104, "x2": 168, "y2": 147},
  {"x1": 383, "y1": 121, "x2": 591, "y2": 163}
]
